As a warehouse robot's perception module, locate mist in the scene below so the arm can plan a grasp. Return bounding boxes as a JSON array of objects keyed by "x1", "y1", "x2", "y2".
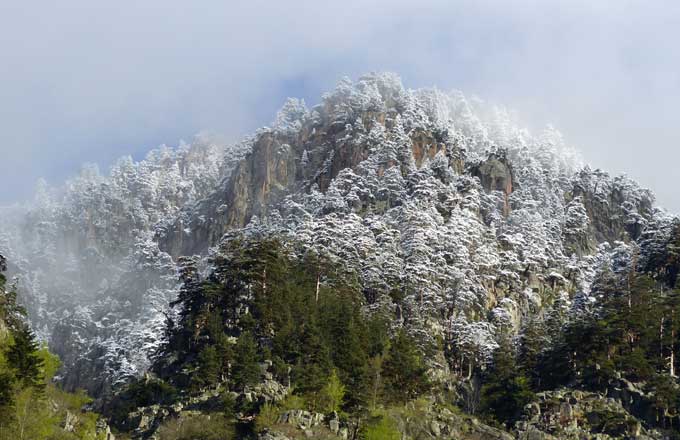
[{"x1": 1, "y1": 0, "x2": 679, "y2": 211}]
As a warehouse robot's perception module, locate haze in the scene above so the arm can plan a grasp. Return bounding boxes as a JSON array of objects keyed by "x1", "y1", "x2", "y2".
[{"x1": 1, "y1": 0, "x2": 678, "y2": 212}]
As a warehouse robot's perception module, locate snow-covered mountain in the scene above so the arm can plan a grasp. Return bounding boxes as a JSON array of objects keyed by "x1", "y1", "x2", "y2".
[{"x1": 0, "y1": 72, "x2": 674, "y2": 397}]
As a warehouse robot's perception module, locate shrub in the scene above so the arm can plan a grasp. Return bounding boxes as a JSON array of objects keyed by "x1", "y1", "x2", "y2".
[
  {"x1": 254, "y1": 402, "x2": 279, "y2": 433},
  {"x1": 362, "y1": 415, "x2": 400, "y2": 440},
  {"x1": 279, "y1": 393, "x2": 306, "y2": 411},
  {"x1": 156, "y1": 414, "x2": 234, "y2": 440}
]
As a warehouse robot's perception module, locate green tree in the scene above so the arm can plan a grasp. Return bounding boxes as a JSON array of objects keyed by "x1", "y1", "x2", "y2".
[
  {"x1": 6, "y1": 325, "x2": 43, "y2": 390},
  {"x1": 254, "y1": 402, "x2": 279, "y2": 433},
  {"x1": 518, "y1": 316, "x2": 547, "y2": 387},
  {"x1": 193, "y1": 345, "x2": 222, "y2": 390},
  {"x1": 381, "y1": 330, "x2": 430, "y2": 403},
  {"x1": 320, "y1": 369, "x2": 346, "y2": 413},
  {"x1": 232, "y1": 331, "x2": 260, "y2": 391},
  {"x1": 293, "y1": 319, "x2": 332, "y2": 396},
  {"x1": 481, "y1": 337, "x2": 534, "y2": 426},
  {"x1": 156, "y1": 414, "x2": 234, "y2": 440},
  {"x1": 0, "y1": 370, "x2": 14, "y2": 425},
  {"x1": 648, "y1": 373, "x2": 680, "y2": 429},
  {"x1": 320, "y1": 291, "x2": 370, "y2": 408},
  {"x1": 657, "y1": 289, "x2": 680, "y2": 377}
]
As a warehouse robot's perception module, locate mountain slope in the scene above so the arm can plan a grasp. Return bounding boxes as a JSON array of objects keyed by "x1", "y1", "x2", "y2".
[{"x1": 1, "y1": 72, "x2": 678, "y2": 439}]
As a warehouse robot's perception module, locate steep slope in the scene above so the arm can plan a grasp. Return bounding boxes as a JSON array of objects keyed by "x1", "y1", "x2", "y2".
[
  {"x1": 157, "y1": 73, "x2": 656, "y2": 351},
  {"x1": 0, "y1": 72, "x2": 672, "y2": 420}
]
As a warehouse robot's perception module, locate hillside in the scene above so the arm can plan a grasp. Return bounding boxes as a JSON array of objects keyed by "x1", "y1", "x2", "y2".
[{"x1": 1, "y1": 73, "x2": 679, "y2": 439}]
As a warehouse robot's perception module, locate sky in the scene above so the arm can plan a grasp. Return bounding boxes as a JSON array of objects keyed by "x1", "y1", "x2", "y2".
[{"x1": 1, "y1": 0, "x2": 679, "y2": 212}]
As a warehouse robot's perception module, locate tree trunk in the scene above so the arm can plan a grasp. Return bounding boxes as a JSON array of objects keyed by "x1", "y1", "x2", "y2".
[{"x1": 315, "y1": 271, "x2": 320, "y2": 303}]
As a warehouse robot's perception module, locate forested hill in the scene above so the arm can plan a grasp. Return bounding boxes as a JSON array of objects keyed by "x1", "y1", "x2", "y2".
[{"x1": 1, "y1": 73, "x2": 680, "y2": 439}]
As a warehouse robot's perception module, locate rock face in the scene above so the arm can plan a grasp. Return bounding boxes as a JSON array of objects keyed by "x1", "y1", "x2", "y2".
[
  {"x1": 471, "y1": 154, "x2": 514, "y2": 196},
  {"x1": 390, "y1": 402, "x2": 514, "y2": 440},
  {"x1": 569, "y1": 168, "x2": 654, "y2": 246},
  {"x1": 260, "y1": 402, "x2": 513, "y2": 440},
  {"x1": 515, "y1": 389, "x2": 663, "y2": 440},
  {"x1": 471, "y1": 153, "x2": 514, "y2": 216},
  {"x1": 159, "y1": 132, "x2": 300, "y2": 257},
  {"x1": 158, "y1": 85, "x2": 465, "y2": 258}
]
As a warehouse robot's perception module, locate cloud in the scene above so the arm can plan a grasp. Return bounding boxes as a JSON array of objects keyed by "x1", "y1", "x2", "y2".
[{"x1": 0, "y1": 0, "x2": 678, "y2": 211}]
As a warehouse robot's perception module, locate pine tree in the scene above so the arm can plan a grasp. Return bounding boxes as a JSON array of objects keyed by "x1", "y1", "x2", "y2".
[
  {"x1": 294, "y1": 319, "x2": 332, "y2": 395},
  {"x1": 167, "y1": 256, "x2": 204, "y2": 356},
  {"x1": 193, "y1": 345, "x2": 222, "y2": 390},
  {"x1": 648, "y1": 373, "x2": 680, "y2": 429},
  {"x1": 518, "y1": 316, "x2": 548, "y2": 388},
  {"x1": 657, "y1": 289, "x2": 680, "y2": 378},
  {"x1": 320, "y1": 291, "x2": 369, "y2": 408},
  {"x1": 6, "y1": 325, "x2": 43, "y2": 390},
  {"x1": 320, "y1": 369, "x2": 346, "y2": 413},
  {"x1": 381, "y1": 330, "x2": 430, "y2": 403},
  {"x1": 480, "y1": 336, "x2": 534, "y2": 426},
  {"x1": 232, "y1": 331, "x2": 260, "y2": 391}
]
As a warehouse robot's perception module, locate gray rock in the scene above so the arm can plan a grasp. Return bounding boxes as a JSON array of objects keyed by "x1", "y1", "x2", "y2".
[
  {"x1": 329, "y1": 418, "x2": 340, "y2": 434},
  {"x1": 429, "y1": 420, "x2": 441, "y2": 436},
  {"x1": 259, "y1": 431, "x2": 292, "y2": 440},
  {"x1": 63, "y1": 410, "x2": 78, "y2": 432}
]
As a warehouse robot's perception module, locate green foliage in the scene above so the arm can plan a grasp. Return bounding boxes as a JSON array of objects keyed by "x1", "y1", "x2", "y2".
[
  {"x1": 6, "y1": 324, "x2": 44, "y2": 390},
  {"x1": 156, "y1": 414, "x2": 234, "y2": 440},
  {"x1": 538, "y1": 274, "x2": 680, "y2": 389},
  {"x1": 0, "y1": 255, "x2": 104, "y2": 440},
  {"x1": 0, "y1": 370, "x2": 13, "y2": 413},
  {"x1": 220, "y1": 392, "x2": 237, "y2": 419},
  {"x1": 481, "y1": 337, "x2": 534, "y2": 426},
  {"x1": 156, "y1": 238, "x2": 402, "y2": 413},
  {"x1": 381, "y1": 329, "x2": 431, "y2": 403},
  {"x1": 647, "y1": 373, "x2": 680, "y2": 429},
  {"x1": 108, "y1": 378, "x2": 177, "y2": 427},
  {"x1": 362, "y1": 414, "x2": 400, "y2": 440},
  {"x1": 0, "y1": 357, "x2": 104, "y2": 440},
  {"x1": 232, "y1": 331, "x2": 260, "y2": 390},
  {"x1": 517, "y1": 316, "x2": 547, "y2": 388},
  {"x1": 587, "y1": 408, "x2": 634, "y2": 437},
  {"x1": 293, "y1": 319, "x2": 332, "y2": 397},
  {"x1": 254, "y1": 402, "x2": 279, "y2": 433},
  {"x1": 320, "y1": 369, "x2": 346, "y2": 414},
  {"x1": 521, "y1": 272, "x2": 680, "y2": 430},
  {"x1": 319, "y1": 291, "x2": 371, "y2": 407},
  {"x1": 36, "y1": 344, "x2": 61, "y2": 383},
  {"x1": 278, "y1": 393, "x2": 307, "y2": 411},
  {"x1": 193, "y1": 345, "x2": 222, "y2": 390}
]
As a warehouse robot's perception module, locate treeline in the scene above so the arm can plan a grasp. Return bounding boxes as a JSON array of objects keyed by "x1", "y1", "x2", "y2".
[{"x1": 0, "y1": 255, "x2": 104, "y2": 440}]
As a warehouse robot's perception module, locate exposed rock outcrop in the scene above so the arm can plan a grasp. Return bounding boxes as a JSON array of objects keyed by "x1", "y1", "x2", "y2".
[
  {"x1": 471, "y1": 153, "x2": 514, "y2": 216},
  {"x1": 515, "y1": 389, "x2": 663, "y2": 440},
  {"x1": 568, "y1": 168, "x2": 654, "y2": 247}
]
